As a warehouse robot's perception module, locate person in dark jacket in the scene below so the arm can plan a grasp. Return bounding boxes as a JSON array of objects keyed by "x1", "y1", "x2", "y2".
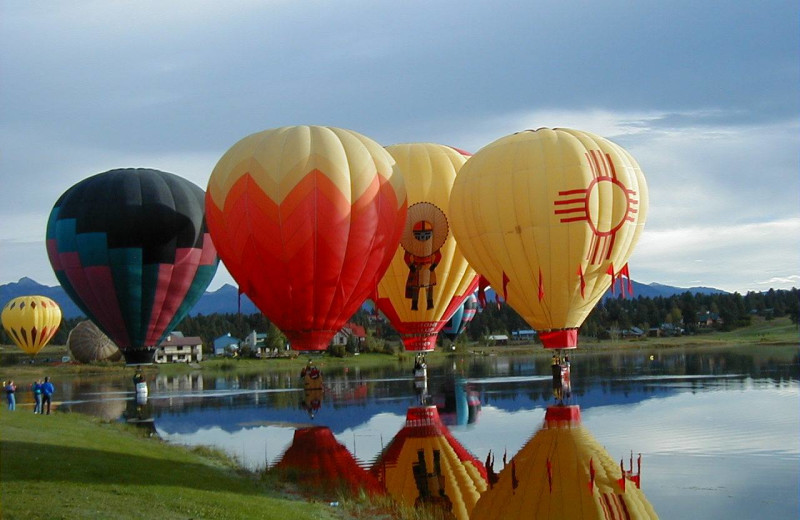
[
  {"x1": 32, "y1": 379, "x2": 43, "y2": 414},
  {"x1": 41, "y1": 377, "x2": 55, "y2": 415}
]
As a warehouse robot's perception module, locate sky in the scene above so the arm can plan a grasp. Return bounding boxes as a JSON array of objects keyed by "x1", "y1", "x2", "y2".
[{"x1": 1, "y1": 1, "x2": 798, "y2": 294}]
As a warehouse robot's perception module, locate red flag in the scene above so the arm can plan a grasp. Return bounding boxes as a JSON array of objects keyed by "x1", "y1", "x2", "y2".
[
  {"x1": 620, "y1": 263, "x2": 633, "y2": 296},
  {"x1": 502, "y1": 271, "x2": 510, "y2": 302},
  {"x1": 538, "y1": 268, "x2": 545, "y2": 301},
  {"x1": 588, "y1": 457, "x2": 596, "y2": 492},
  {"x1": 607, "y1": 263, "x2": 616, "y2": 295},
  {"x1": 577, "y1": 265, "x2": 586, "y2": 299},
  {"x1": 511, "y1": 459, "x2": 519, "y2": 491},
  {"x1": 617, "y1": 459, "x2": 626, "y2": 492},
  {"x1": 478, "y1": 275, "x2": 490, "y2": 308}
]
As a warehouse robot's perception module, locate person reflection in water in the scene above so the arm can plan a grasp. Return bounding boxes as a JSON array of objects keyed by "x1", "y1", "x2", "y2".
[{"x1": 551, "y1": 355, "x2": 563, "y2": 402}]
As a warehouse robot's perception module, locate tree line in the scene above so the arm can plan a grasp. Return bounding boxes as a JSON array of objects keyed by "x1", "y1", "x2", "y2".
[{"x1": 3, "y1": 288, "x2": 797, "y2": 352}]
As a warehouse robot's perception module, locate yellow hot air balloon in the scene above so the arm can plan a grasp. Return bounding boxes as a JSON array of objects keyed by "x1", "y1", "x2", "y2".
[
  {"x1": 449, "y1": 128, "x2": 648, "y2": 349},
  {"x1": 2, "y1": 296, "x2": 62, "y2": 356},
  {"x1": 473, "y1": 405, "x2": 658, "y2": 519},
  {"x1": 374, "y1": 143, "x2": 478, "y2": 351}
]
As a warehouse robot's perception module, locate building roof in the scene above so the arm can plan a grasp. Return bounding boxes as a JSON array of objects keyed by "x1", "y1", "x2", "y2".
[{"x1": 160, "y1": 335, "x2": 203, "y2": 347}]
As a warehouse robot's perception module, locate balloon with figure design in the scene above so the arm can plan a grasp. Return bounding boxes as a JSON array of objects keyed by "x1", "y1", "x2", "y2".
[
  {"x1": 373, "y1": 143, "x2": 478, "y2": 352},
  {"x1": 206, "y1": 125, "x2": 407, "y2": 351},
  {"x1": 449, "y1": 128, "x2": 648, "y2": 350},
  {"x1": 46, "y1": 168, "x2": 219, "y2": 364},
  {"x1": 2, "y1": 296, "x2": 62, "y2": 356}
]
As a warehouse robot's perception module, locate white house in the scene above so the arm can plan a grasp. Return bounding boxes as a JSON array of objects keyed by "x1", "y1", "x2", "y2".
[
  {"x1": 213, "y1": 333, "x2": 241, "y2": 356},
  {"x1": 155, "y1": 334, "x2": 203, "y2": 363}
]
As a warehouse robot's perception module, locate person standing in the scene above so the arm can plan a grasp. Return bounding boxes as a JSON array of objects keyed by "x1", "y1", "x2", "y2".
[
  {"x1": 32, "y1": 379, "x2": 43, "y2": 414},
  {"x1": 4, "y1": 380, "x2": 17, "y2": 410},
  {"x1": 41, "y1": 377, "x2": 55, "y2": 415}
]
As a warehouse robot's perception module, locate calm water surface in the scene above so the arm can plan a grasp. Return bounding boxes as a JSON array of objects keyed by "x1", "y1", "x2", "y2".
[{"x1": 55, "y1": 346, "x2": 799, "y2": 519}]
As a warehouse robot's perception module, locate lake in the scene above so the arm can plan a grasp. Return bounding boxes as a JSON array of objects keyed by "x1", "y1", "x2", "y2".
[{"x1": 53, "y1": 345, "x2": 798, "y2": 519}]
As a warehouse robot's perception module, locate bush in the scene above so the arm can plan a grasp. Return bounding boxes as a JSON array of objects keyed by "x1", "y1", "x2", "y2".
[{"x1": 328, "y1": 344, "x2": 346, "y2": 358}]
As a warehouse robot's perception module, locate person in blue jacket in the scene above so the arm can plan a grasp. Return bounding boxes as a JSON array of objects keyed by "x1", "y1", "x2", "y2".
[
  {"x1": 4, "y1": 380, "x2": 16, "y2": 411},
  {"x1": 32, "y1": 379, "x2": 43, "y2": 414},
  {"x1": 41, "y1": 377, "x2": 55, "y2": 415}
]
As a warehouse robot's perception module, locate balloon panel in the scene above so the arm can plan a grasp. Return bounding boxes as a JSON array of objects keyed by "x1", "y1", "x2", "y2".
[
  {"x1": 46, "y1": 168, "x2": 218, "y2": 353},
  {"x1": 442, "y1": 293, "x2": 478, "y2": 340},
  {"x1": 206, "y1": 126, "x2": 407, "y2": 350},
  {"x1": 1, "y1": 296, "x2": 62, "y2": 355},
  {"x1": 374, "y1": 143, "x2": 478, "y2": 351},
  {"x1": 450, "y1": 129, "x2": 648, "y2": 340}
]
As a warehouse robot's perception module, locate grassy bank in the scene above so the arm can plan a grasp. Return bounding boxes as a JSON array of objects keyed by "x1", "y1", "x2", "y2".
[{"x1": 0, "y1": 408, "x2": 399, "y2": 520}]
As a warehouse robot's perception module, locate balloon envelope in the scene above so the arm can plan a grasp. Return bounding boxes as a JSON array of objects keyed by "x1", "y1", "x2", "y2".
[
  {"x1": 472, "y1": 406, "x2": 658, "y2": 519},
  {"x1": 67, "y1": 320, "x2": 122, "y2": 363},
  {"x1": 374, "y1": 143, "x2": 478, "y2": 351},
  {"x1": 46, "y1": 168, "x2": 219, "y2": 364},
  {"x1": 449, "y1": 129, "x2": 648, "y2": 349},
  {"x1": 206, "y1": 126, "x2": 407, "y2": 351},
  {"x1": 1, "y1": 295, "x2": 62, "y2": 356},
  {"x1": 442, "y1": 293, "x2": 478, "y2": 341},
  {"x1": 371, "y1": 405, "x2": 487, "y2": 520}
]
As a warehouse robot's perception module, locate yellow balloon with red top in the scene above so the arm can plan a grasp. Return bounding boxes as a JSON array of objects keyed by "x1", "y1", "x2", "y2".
[
  {"x1": 206, "y1": 126, "x2": 407, "y2": 351},
  {"x1": 2, "y1": 295, "x2": 62, "y2": 356},
  {"x1": 449, "y1": 128, "x2": 648, "y2": 349},
  {"x1": 373, "y1": 143, "x2": 478, "y2": 352}
]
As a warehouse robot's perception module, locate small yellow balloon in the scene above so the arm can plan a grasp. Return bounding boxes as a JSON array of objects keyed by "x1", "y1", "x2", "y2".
[{"x1": 2, "y1": 295, "x2": 62, "y2": 356}]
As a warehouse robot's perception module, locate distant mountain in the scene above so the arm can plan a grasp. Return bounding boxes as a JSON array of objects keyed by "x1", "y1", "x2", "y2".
[
  {"x1": 189, "y1": 284, "x2": 258, "y2": 315},
  {"x1": 0, "y1": 277, "x2": 85, "y2": 319},
  {"x1": 602, "y1": 280, "x2": 728, "y2": 300},
  {"x1": 0, "y1": 277, "x2": 729, "y2": 320}
]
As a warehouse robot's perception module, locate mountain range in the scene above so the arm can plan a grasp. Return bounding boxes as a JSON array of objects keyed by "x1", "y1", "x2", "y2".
[{"x1": 1, "y1": 277, "x2": 728, "y2": 320}]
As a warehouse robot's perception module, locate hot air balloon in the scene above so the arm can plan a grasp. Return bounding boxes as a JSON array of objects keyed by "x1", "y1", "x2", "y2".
[
  {"x1": 1, "y1": 296, "x2": 62, "y2": 356},
  {"x1": 274, "y1": 426, "x2": 384, "y2": 496},
  {"x1": 206, "y1": 126, "x2": 407, "y2": 351},
  {"x1": 449, "y1": 128, "x2": 648, "y2": 350},
  {"x1": 66, "y1": 320, "x2": 122, "y2": 364},
  {"x1": 472, "y1": 405, "x2": 658, "y2": 519},
  {"x1": 373, "y1": 143, "x2": 478, "y2": 351},
  {"x1": 371, "y1": 405, "x2": 487, "y2": 520},
  {"x1": 46, "y1": 168, "x2": 219, "y2": 364},
  {"x1": 442, "y1": 293, "x2": 478, "y2": 341}
]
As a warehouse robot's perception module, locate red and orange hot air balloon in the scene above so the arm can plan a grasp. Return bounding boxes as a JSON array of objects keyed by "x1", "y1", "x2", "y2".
[
  {"x1": 450, "y1": 129, "x2": 648, "y2": 350},
  {"x1": 373, "y1": 143, "x2": 478, "y2": 351},
  {"x1": 206, "y1": 126, "x2": 407, "y2": 351}
]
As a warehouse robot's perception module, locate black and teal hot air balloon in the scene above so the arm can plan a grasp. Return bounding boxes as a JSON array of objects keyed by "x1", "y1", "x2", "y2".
[
  {"x1": 442, "y1": 292, "x2": 478, "y2": 341},
  {"x1": 46, "y1": 168, "x2": 218, "y2": 364}
]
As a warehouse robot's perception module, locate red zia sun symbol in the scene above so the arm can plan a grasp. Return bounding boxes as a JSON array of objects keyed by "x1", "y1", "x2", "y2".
[{"x1": 553, "y1": 150, "x2": 639, "y2": 264}]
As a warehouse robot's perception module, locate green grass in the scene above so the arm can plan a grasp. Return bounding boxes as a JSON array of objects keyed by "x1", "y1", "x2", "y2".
[{"x1": 0, "y1": 409, "x2": 354, "y2": 520}]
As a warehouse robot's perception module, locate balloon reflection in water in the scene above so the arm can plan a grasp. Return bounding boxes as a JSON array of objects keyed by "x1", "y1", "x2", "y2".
[
  {"x1": 473, "y1": 405, "x2": 657, "y2": 520},
  {"x1": 274, "y1": 426, "x2": 383, "y2": 496},
  {"x1": 371, "y1": 405, "x2": 487, "y2": 520}
]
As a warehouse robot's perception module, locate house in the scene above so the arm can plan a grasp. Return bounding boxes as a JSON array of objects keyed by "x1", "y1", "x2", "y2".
[
  {"x1": 486, "y1": 334, "x2": 509, "y2": 345},
  {"x1": 512, "y1": 329, "x2": 537, "y2": 342},
  {"x1": 155, "y1": 333, "x2": 203, "y2": 363},
  {"x1": 243, "y1": 330, "x2": 268, "y2": 350},
  {"x1": 331, "y1": 322, "x2": 367, "y2": 346},
  {"x1": 697, "y1": 312, "x2": 723, "y2": 328},
  {"x1": 213, "y1": 333, "x2": 241, "y2": 356}
]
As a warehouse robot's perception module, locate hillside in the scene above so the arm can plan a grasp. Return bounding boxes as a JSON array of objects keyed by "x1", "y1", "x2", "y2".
[{"x1": 1, "y1": 277, "x2": 729, "y2": 319}]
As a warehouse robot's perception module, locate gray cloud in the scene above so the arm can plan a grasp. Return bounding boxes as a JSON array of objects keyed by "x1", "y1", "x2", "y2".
[{"x1": 1, "y1": 1, "x2": 797, "y2": 293}]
